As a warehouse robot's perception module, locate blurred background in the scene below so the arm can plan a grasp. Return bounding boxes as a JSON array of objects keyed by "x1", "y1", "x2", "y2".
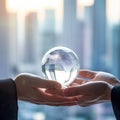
[{"x1": 0, "y1": 0, "x2": 120, "y2": 119}]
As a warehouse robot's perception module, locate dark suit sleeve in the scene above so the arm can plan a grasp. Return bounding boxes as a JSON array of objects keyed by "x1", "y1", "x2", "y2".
[
  {"x1": 0, "y1": 79, "x2": 18, "y2": 120},
  {"x1": 111, "y1": 86, "x2": 120, "y2": 120}
]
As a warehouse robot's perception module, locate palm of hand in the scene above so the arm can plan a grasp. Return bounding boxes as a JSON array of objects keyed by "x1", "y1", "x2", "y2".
[
  {"x1": 71, "y1": 70, "x2": 120, "y2": 86},
  {"x1": 64, "y1": 70, "x2": 116, "y2": 107},
  {"x1": 88, "y1": 71, "x2": 119, "y2": 86}
]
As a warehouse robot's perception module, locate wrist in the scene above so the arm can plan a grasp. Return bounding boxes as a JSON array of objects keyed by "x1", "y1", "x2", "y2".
[
  {"x1": 105, "y1": 84, "x2": 113, "y2": 101},
  {"x1": 0, "y1": 78, "x2": 18, "y2": 105},
  {"x1": 14, "y1": 74, "x2": 23, "y2": 100}
]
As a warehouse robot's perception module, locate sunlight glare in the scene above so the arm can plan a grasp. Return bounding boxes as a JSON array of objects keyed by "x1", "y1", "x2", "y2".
[
  {"x1": 77, "y1": 0, "x2": 94, "y2": 6},
  {"x1": 6, "y1": 0, "x2": 62, "y2": 13},
  {"x1": 107, "y1": 0, "x2": 120, "y2": 24}
]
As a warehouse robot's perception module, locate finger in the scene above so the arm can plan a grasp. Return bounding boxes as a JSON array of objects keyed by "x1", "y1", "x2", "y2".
[
  {"x1": 79, "y1": 103, "x2": 91, "y2": 107},
  {"x1": 46, "y1": 102, "x2": 78, "y2": 106},
  {"x1": 79, "y1": 90, "x2": 107, "y2": 105},
  {"x1": 79, "y1": 70, "x2": 96, "y2": 79},
  {"x1": 44, "y1": 93, "x2": 77, "y2": 103},
  {"x1": 64, "y1": 82, "x2": 95, "y2": 97},
  {"x1": 69, "y1": 82, "x2": 80, "y2": 87},
  {"x1": 71, "y1": 79, "x2": 87, "y2": 85},
  {"x1": 30, "y1": 75, "x2": 62, "y2": 89},
  {"x1": 36, "y1": 79, "x2": 62, "y2": 89},
  {"x1": 65, "y1": 81, "x2": 109, "y2": 97},
  {"x1": 79, "y1": 101, "x2": 100, "y2": 107},
  {"x1": 23, "y1": 97, "x2": 78, "y2": 106},
  {"x1": 73, "y1": 95, "x2": 95, "y2": 107},
  {"x1": 34, "y1": 88, "x2": 78, "y2": 103},
  {"x1": 69, "y1": 78, "x2": 87, "y2": 87}
]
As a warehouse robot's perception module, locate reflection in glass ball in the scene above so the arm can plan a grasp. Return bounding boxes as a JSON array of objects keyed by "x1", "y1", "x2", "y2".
[{"x1": 41, "y1": 46, "x2": 80, "y2": 87}]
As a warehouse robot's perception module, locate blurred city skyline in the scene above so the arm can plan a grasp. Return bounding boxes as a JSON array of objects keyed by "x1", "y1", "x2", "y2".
[{"x1": 0, "y1": 0, "x2": 120, "y2": 120}]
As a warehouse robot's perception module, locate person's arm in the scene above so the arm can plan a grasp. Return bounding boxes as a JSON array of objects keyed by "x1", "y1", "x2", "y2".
[
  {"x1": 63, "y1": 69, "x2": 120, "y2": 120},
  {"x1": 0, "y1": 78, "x2": 18, "y2": 120},
  {"x1": 111, "y1": 86, "x2": 120, "y2": 120},
  {"x1": 0, "y1": 74, "x2": 78, "y2": 120}
]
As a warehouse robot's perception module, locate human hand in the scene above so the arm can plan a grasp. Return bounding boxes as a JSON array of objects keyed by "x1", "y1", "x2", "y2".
[
  {"x1": 71, "y1": 69, "x2": 120, "y2": 87},
  {"x1": 15, "y1": 73, "x2": 77, "y2": 106},
  {"x1": 63, "y1": 69, "x2": 118, "y2": 107},
  {"x1": 64, "y1": 81, "x2": 113, "y2": 107}
]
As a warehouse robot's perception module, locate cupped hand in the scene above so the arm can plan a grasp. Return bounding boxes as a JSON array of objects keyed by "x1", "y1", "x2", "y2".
[
  {"x1": 64, "y1": 81, "x2": 113, "y2": 107},
  {"x1": 71, "y1": 69, "x2": 120, "y2": 87},
  {"x1": 15, "y1": 73, "x2": 77, "y2": 106}
]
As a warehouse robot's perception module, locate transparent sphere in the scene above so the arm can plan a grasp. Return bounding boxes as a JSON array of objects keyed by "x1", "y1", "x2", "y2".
[{"x1": 41, "y1": 46, "x2": 80, "y2": 87}]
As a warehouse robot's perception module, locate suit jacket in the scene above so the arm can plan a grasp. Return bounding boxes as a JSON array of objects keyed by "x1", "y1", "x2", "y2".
[
  {"x1": 0, "y1": 79, "x2": 18, "y2": 120},
  {"x1": 111, "y1": 86, "x2": 120, "y2": 120}
]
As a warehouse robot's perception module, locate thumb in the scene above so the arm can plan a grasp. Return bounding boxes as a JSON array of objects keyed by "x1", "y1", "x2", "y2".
[
  {"x1": 19, "y1": 73, "x2": 62, "y2": 89},
  {"x1": 33, "y1": 79, "x2": 62, "y2": 89},
  {"x1": 79, "y1": 70, "x2": 96, "y2": 79}
]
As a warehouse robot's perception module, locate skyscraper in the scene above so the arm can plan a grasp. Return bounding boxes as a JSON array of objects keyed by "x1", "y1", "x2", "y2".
[
  {"x1": 91, "y1": 0, "x2": 106, "y2": 70},
  {"x1": 0, "y1": 0, "x2": 11, "y2": 78},
  {"x1": 62, "y1": 0, "x2": 84, "y2": 67},
  {"x1": 24, "y1": 12, "x2": 39, "y2": 64},
  {"x1": 9, "y1": 13, "x2": 18, "y2": 75},
  {"x1": 41, "y1": 9, "x2": 56, "y2": 55},
  {"x1": 62, "y1": 0, "x2": 77, "y2": 48},
  {"x1": 112, "y1": 25, "x2": 120, "y2": 79}
]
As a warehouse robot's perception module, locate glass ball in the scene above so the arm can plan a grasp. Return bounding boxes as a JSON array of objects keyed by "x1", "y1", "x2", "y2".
[{"x1": 41, "y1": 46, "x2": 80, "y2": 87}]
